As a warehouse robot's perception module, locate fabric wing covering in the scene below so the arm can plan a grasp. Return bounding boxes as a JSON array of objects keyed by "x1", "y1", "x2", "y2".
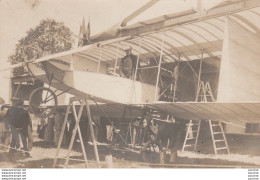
[
  {"x1": 153, "y1": 102, "x2": 260, "y2": 125},
  {"x1": 154, "y1": 15, "x2": 260, "y2": 125},
  {"x1": 218, "y1": 17, "x2": 260, "y2": 102}
]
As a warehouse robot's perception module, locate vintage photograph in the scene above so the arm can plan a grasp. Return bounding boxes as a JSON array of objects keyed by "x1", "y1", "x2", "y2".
[{"x1": 0, "y1": 0, "x2": 260, "y2": 169}]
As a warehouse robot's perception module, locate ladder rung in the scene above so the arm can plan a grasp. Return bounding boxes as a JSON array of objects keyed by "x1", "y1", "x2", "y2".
[
  {"x1": 216, "y1": 147, "x2": 228, "y2": 150},
  {"x1": 211, "y1": 124, "x2": 220, "y2": 127},
  {"x1": 191, "y1": 123, "x2": 199, "y2": 126},
  {"x1": 184, "y1": 144, "x2": 195, "y2": 147},
  {"x1": 187, "y1": 137, "x2": 196, "y2": 140},
  {"x1": 187, "y1": 131, "x2": 198, "y2": 134},
  {"x1": 214, "y1": 139, "x2": 225, "y2": 142},
  {"x1": 213, "y1": 132, "x2": 222, "y2": 135}
]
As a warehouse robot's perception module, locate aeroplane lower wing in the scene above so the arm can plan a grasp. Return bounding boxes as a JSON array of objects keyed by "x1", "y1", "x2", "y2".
[
  {"x1": 151, "y1": 102, "x2": 260, "y2": 125},
  {"x1": 56, "y1": 103, "x2": 145, "y2": 119},
  {"x1": 63, "y1": 101, "x2": 260, "y2": 126}
]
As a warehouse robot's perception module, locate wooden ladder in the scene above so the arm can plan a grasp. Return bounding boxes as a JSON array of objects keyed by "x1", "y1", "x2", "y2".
[
  {"x1": 209, "y1": 121, "x2": 230, "y2": 154},
  {"x1": 182, "y1": 81, "x2": 230, "y2": 154},
  {"x1": 182, "y1": 119, "x2": 201, "y2": 151}
]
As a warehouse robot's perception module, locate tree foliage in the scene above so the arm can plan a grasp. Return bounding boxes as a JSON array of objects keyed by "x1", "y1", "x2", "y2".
[{"x1": 9, "y1": 18, "x2": 74, "y2": 76}]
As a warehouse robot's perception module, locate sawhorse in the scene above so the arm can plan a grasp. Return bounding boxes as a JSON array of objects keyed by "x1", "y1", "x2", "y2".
[{"x1": 52, "y1": 96, "x2": 100, "y2": 168}]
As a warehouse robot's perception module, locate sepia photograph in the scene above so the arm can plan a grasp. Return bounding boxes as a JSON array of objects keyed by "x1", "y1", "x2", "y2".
[{"x1": 0, "y1": 0, "x2": 260, "y2": 174}]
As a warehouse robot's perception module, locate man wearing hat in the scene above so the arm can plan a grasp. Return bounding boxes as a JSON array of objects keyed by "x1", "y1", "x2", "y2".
[
  {"x1": 6, "y1": 98, "x2": 31, "y2": 158},
  {"x1": 119, "y1": 46, "x2": 139, "y2": 79}
]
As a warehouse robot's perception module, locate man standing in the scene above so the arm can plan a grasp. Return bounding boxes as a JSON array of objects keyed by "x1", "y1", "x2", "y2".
[
  {"x1": 6, "y1": 99, "x2": 31, "y2": 158},
  {"x1": 119, "y1": 47, "x2": 139, "y2": 79}
]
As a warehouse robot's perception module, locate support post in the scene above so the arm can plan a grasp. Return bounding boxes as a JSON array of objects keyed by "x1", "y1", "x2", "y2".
[
  {"x1": 133, "y1": 37, "x2": 143, "y2": 81},
  {"x1": 113, "y1": 42, "x2": 120, "y2": 76},
  {"x1": 64, "y1": 101, "x2": 84, "y2": 168},
  {"x1": 53, "y1": 103, "x2": 72, "y2": 168},
  {"x1": 154, "y1": 32, "x2": 165, "y2": 102},
  {"x1": 71, "y1": 104, "x2": 88, "y2": 168},
  {"x1": 97, "y1": 46, "x2": 103, "y2": 73},
  {"x1": 130, "y1": 37, "x2": 143, "y2": 103},
  {"x1": 85, "y1": 97, "x2": 100, "y2": 167},
  {"x1": 195, "y1": 51, "x2": 204, "y2": 102},
  {"x1": 172, "y1": 53, "x2": 180, "y2": 102}
]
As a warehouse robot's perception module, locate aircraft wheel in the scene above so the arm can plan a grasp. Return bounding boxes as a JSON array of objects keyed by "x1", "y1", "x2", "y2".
[{"x1": 29, "y1": 87, "x2": 58, "y2": 118}]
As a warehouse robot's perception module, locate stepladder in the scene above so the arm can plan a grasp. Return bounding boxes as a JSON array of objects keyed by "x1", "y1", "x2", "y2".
[
  {"x1": 52, "y1": 96, "x2": 100, "y2": 168},
  {"x1": 209, "y1": 121, "x2": 230, "y2": 154},
  {"x1": 182, "y1": 81, "x2": 230, "y2": 154},
  {"x1": 182, "y1": 120, "x2": 201, "y2": 152}
]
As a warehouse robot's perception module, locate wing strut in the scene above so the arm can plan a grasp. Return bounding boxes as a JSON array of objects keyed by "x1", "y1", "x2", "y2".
[
  {"x1": 121, "y1": 0, "x2": 160, "y2": 26},
  {"x1": 90, "y1": 96, "x2": 132, "y2": 149}
]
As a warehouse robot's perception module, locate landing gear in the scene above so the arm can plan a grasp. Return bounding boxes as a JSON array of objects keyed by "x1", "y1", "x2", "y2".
[{"x1": 29, "y1": 87, "x2": 57, "y2": 118}]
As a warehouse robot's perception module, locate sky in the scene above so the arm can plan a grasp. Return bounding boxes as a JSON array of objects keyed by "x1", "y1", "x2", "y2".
[
  {"x1": 0, "y1": 0, "x2": 223, "y2": 62},
  {"x1": 0, "y1": 0, "x2": 223, "y2": 102}
]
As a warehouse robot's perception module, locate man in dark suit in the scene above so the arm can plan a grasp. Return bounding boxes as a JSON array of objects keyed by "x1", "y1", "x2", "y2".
[
  {"x1": 119, "y1": 47, "x2": 139, "y2": 79},
  {"x1": 6, "y1": 98, "x2": 31, "y2": 158}
]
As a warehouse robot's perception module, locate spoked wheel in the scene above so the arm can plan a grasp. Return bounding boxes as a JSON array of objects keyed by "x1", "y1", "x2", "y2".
[{"x1": 29, "y1": 87, "x2": 57, "y2": 118}]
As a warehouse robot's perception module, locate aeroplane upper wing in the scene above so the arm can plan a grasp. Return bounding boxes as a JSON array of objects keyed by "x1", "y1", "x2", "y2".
[{"x1": 2, "y1": 1, "x2": 259, "y2": 74}]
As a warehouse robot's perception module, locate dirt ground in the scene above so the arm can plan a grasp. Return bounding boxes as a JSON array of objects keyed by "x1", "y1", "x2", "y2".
[
  {"x1": 0, "y1": 132, "x2": 260, "y2": 168},
  {"x1": 1, "y1": 118, "x2": 260, "y2": 168}
]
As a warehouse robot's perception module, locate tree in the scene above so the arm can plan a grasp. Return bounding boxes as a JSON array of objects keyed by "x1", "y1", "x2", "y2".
[{"x1": 9, "y1": 18, "x2": 74, "y2": 76}]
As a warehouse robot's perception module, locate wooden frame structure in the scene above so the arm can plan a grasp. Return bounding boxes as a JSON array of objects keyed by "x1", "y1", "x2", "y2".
[{"x1": 53, "y1": 96, "x2": 100, "y2": 168}]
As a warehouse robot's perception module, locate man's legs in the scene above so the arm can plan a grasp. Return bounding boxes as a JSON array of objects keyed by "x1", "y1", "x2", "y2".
[
  {"x1": 9, "y1": 126, "x2": 19, "y2": 156},
  {"x1": 3, "y1": 121, "x2": 11, "y2": 151},
  {"x1": 20, "y1": 133, "x2": 30, "y2": 157},
  {"x1": 4, "y1": 131, "x2": 11, "y2": 151},
  {"x1": 27, "y1": 126, "x2": 33, "y2": 150}
]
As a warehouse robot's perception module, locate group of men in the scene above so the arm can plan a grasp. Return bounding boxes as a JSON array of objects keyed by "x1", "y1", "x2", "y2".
[{"x1": 0, "y1": 98, "x2": 32, "y2": 159}]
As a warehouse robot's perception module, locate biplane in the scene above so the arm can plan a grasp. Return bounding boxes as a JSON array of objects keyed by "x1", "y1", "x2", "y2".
[
  {"x1": 1, "y1": 0, "x2": 260, "y2": 164},
  {"x1": 2, "y1": 0, "x2": 259, "y2": 123}
]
